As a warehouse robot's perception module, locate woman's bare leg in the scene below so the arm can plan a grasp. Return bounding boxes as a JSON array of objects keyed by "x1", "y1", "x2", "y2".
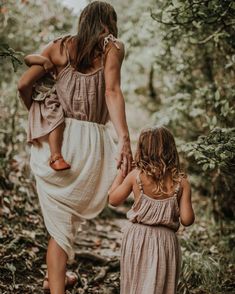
[{"x1": 46, "y1": 238, "x2": 67, "y2": 294}]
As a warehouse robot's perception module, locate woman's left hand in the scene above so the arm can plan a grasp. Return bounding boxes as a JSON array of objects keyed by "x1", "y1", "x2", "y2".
[{"x1": 116, "y1": 136, "x2": 133, "y2": 177}]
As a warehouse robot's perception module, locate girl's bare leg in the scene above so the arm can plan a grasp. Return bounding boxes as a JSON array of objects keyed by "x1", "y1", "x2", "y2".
[
  {"x1": 48, "y1": 122, "x2": 65, "y2": 156},
  {"x1": 46, "y1": 238, "x2": 67, "y2": 294},
  {"x1": 48, "y1": 122, "x2": 71, "y2": 170}
]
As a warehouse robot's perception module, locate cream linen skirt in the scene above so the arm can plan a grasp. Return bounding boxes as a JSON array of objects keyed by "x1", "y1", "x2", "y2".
[{"x1": 30, "y1": 118, "x2": 117, "y2": 261}]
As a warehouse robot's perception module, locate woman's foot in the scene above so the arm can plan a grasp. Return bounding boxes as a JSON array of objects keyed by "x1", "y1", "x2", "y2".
[
  {"x1": 49, "y1": 154, "x2": 71, "y2": 171},
  {"x1": 43, "y1": 271, "x2": 78, "y2": 292}
]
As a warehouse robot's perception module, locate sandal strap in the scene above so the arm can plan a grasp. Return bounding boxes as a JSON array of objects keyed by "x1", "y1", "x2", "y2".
[{"x1": 50, "y1": 155, "x2": 63, "y2": 164}]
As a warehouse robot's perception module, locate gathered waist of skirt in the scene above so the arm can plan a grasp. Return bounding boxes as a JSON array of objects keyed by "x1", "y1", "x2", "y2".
[
  {"x1": 65, "y1": 117, "x2": 108, "y2": 128},
  {"x1": 127, "y1": 222, "x2": 178, "y2": 233}
]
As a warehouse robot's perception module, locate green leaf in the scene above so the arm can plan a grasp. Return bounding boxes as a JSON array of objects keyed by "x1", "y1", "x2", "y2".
[
  {"x1": 202, "y1": 163, "x2": 209, "y2": 171},
  {"x1": 215, "y1": 90, "x2": 220, "y2": 101},
  {"x1": 212, "y1": 116, "x2": 217, "y2": 125},
  {"x1": 172, "y1": 0, "x2": 181, "y2": 8}
]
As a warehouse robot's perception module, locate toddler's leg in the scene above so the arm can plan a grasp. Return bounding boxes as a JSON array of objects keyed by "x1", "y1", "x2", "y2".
[{"x1": 49, "y1": 123, "x2": 71, "y2": 171}]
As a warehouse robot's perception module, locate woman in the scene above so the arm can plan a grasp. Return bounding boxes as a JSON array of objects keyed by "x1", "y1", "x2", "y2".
[{"x1": 18, "y1": 1, "x2": 132, "y2": 293}]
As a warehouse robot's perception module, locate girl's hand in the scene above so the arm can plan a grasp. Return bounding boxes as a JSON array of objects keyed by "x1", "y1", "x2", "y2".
[
  {"x1": 116, "y1": 136, "x2": 133, "y2": 177},
  {"x1": 43, "y1": 59, "x2": 54, "y2": 73},
  {"x1": 108, "y1": 169, "x2": 134, "y2": 207}
]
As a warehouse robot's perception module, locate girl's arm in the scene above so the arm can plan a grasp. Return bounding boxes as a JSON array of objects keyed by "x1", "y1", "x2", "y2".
[
  {"x1": 18, "y1": 43, "x2": 54, "y2": 109},
  {"x1": 24, "y1": 54, "x2": 54, "y2": 73},
  {"x1": 108, "y1": 170, "x2": 134, "y2": 206},
  {"x1": 179, "y1": 178, "x2": 195, "y2": 226},
  {"x1": 104, "y1": 41, "x2": 133, "y2": 177}
]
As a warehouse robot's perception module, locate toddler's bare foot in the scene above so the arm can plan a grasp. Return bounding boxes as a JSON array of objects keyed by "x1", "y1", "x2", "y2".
[{"x1": 50, "y1": 154, "x2": 71, "y2": 171}]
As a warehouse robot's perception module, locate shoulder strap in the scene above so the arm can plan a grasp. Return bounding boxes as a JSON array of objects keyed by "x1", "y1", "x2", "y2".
[
  {"x1": 136, "y1": 172, "x2": 144, "y2": 194},
  {"x1": 103, "y1": 34, "x2": 120, "y2": 51},
  {"x1": 102, "y1": 34, "x2": 120, "y2": 66}
]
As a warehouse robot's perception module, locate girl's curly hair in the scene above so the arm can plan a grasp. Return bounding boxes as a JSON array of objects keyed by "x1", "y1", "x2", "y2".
[{"x1": 135, "y1": 126, "x2": 184, "y2": 196}]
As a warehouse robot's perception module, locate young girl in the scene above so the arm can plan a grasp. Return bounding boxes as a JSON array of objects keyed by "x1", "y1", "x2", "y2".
[
  {"x1": 109, "y1": 126, "x2": 195, "y2": 294},
  {"x1": 24, "y1": 53, "x2": 70, "y2": 171}
]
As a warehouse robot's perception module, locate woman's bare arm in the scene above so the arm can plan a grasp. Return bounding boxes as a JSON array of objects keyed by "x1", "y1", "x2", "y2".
[
  {"x1": 104, "y1": 42, "x2": 132, "y2": 176},
  {"x1": 179, "y1": 178, "x2": 195, "y2": 226}
]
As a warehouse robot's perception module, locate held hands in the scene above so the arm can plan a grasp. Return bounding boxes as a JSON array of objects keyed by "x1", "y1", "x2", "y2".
[{"x1": 116, "y1": 136, "x2": 133, "y2": 177}]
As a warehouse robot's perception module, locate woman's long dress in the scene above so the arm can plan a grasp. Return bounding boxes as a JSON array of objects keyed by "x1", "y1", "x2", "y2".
[
  {"x1": 120, "y1": 174, "x2": 182, "y2": 294},
  {"x1": 29, "y1": 40, "x2": 118, "y2": 262}
]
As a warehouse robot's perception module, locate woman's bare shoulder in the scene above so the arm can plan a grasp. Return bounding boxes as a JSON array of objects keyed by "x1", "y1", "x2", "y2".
[
  {"x1": 116, "y1": 39, "x2": 124, "y2": 49},
  {"x1": 104, "y1": 38, "x2": 125, "y2": 63},
  {"x1": 41, "y1": 37, "x2": 70, "y2": 66}
]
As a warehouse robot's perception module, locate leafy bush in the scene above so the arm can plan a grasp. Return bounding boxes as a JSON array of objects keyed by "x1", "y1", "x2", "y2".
[{"x1": 149, "y1": 0, "x2": 235, "y2": 218}]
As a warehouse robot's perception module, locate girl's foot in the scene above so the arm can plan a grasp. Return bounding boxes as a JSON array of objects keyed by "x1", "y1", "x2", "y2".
[
  {"x1": 43, "y1": 271, "x2": 78, "y2": 292},
  {"x1": 49, "y1": 154, "x2": 71, "y2": 171}
]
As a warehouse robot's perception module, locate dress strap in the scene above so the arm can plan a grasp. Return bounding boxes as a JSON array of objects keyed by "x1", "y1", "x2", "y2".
[
  {"x1": 136, "y1": 172, "x2": 144, "y2": 194},
  {"x1": 103, "y1": 34, "x2": 120, "y2": 51},
  {"x1": 102, "y1": 34, "x2": 120, "y2": 66}
]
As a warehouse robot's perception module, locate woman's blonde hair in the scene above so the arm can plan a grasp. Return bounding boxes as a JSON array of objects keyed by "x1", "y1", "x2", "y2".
[{"x1": 135, "y1": 126, "x2": 183, "y2": 195}]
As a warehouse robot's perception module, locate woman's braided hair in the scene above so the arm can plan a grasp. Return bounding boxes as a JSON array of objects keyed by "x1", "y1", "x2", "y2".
[{"x1": 135, "y1": 126, "x2": 184, "y2": 196}]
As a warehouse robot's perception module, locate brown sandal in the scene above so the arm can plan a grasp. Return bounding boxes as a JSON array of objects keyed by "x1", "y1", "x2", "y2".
[
  {"x1": 43, "y1": 272, "x2": 78, "y2": 292},
  {"x1": 49, "y1": 155, "x2": 71, "y2": 171}
]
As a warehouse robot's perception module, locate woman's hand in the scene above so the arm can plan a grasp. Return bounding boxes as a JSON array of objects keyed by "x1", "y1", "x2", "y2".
[{"x1": 116, "y1": 136, "x2": 133, "y2": 177}]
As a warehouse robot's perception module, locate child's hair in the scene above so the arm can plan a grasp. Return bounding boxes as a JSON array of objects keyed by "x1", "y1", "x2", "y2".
[{"x1": 135, "y1": 126, "x2": 183, "y2": 195}]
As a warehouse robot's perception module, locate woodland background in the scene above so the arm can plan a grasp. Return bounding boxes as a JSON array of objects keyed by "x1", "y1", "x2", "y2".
[{"x1": 0, "y1": 0, "x2": 234, "y2": 293}]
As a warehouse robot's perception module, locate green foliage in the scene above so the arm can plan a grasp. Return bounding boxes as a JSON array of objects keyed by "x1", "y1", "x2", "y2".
[
  {"x1": 0, "y1": 43, "x2": 23, "y2": 72},
  {"x1": 0, "y1": 0, "x2": 75, "y2": 82},
  {"x1": 116, "y1": 0, "x2": 235, "y2": 217},
  {"x1": 146, "y1": 0, "x2": 235, "y2": 217},
  {"x1": 178, "y1": 197, "x2": 235, "y2": 293},
  {"x1": 184, "y1": 128, "x2": 235, "y2": 174},
  {"x1": 155, "y1": 1, "x2": 234, "y2": 217},
  {"x1": 0, "y1": 1, "x2": 234, "y2": 292}
]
